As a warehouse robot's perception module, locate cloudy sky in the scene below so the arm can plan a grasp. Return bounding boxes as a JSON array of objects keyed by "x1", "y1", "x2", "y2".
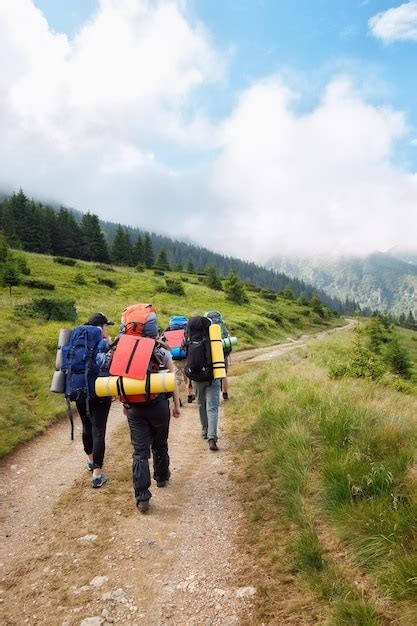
[{"x1": 1, "y1": 0, "x2": 416, "y2": 260}]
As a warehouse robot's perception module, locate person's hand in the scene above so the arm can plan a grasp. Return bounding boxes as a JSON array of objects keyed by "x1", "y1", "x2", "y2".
[{"x1": 173, "y1": 406, "x2": 181, "y2": 418}]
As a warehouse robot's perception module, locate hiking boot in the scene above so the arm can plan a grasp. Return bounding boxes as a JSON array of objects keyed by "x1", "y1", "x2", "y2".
[
  {"x1": 222, "y1": 392, "x2": 229, "y2": 400},
  {"x1": 156, "y1": 470, "x2": 171, "y2": 488},
  {"x1": 208, "y1": 439, "x2": 218, "y2": 451},
  {"x1": 201, "y1": 431, "x2": 208, "y2": 439},
  {"x1": 92, "y1": 473, "x2": 107, "y2": 488},
  {"x1": 187, "y1": 394, "x2": 195, "y2": 403},
  {"x1": 137, "y1": 500, "x2": 149, "y2": 513},
  {"x1": 86, "y1": 460, "x2": 94, "y2": 472}
]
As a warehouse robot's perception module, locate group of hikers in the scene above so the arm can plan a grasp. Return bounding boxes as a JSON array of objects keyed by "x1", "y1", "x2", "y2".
[{"x1": 56, "y1": 305, "x2": 233, "y2": 514}]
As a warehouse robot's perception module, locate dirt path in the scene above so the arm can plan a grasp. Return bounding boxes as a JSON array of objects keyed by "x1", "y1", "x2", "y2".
[{"x1": 0, "y1": 321, "x2": 354, "y2": 625}]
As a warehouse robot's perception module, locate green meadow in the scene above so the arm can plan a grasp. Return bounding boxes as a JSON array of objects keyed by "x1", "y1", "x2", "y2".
[
  {"x1": 227, "y1": 325, "x2": 417, "y2": 624},
  {"x1": 0, "y1": 251, "x2": 342, "y2": 457}
]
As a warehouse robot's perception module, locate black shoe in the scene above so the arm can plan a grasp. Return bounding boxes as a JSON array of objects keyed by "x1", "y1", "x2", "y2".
[
  {"x1": 223, "y1": 392, "x2": 228, "y2": 400},
  {"x1": 202, "y1": 432, "x2": 208, "y2": 439},
  {"x1": 179, "y1": 398, "x2": 183, "y2": 407},
  {"x1": 187, "y1": 394, "x2": 195, "y2": 403},
  {"x1": 208, "y1": 439, "x2": 218, "y2": 451},
  {"x1": 137, "y1": 500, "x2": 149, "y2": 513},
  {"x1": 156, "y1": 470, "x2": 171, "y2": 488}
]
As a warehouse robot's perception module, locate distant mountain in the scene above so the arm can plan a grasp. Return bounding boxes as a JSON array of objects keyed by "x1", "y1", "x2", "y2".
[{"x1": 267, "y1": 252, "x2": 417, "y2": 317}]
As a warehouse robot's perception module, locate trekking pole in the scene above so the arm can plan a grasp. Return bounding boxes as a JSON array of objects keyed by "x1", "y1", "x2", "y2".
[{"x1": 66, "y1": 398, "x2": 74, "y2": 441}]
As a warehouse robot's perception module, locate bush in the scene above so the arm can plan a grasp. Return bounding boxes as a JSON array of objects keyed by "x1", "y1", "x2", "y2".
[
  {"x1": 135, "y1": 263, "x2": 145, "y2": 273},
  {"x1": 154, "y1": 269, "x2": 165, "y2": 276},
  {"x1": 23, "y1": 278, "x2": 55, "y2": 291},
  {"x1": 265, "y1": 311, "x2": 283, "y2": 325},
  {"x1": 161, "y1": 278, "x2": 185, "y2": 296},
  {"x1": 14, "y1": 254, "x2": 30, "y2": 275},
  {"x1": 181, "y1": 276, "x2": 189, "y2": 282},
  {"x1": 97, "y1": 276, "x2": 117, "y2": 288},
  {"x1": 15, "y1": 297, "x2": 77, "y2": 322},
  {"x1": 74, "y1": 272, "x2": 87, "y2": 285},
  {"x1": 261, "y1": 289, "x2": 277, "y2": 301},
  {"x1": 95, "y1": 263, "x2": 115, "y2": 272},
  {"x1": 53, "y1": 256, "x2": 77, "y2": 266}
]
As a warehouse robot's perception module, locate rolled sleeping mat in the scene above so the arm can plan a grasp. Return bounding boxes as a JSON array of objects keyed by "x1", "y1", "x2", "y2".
[
  {"x1": 95, "y1": 372, "x2": 175, "y2": 397},
  {"x1": 50, "y1": 369, "x2": 66, "y2": 393},
  {"x1": 55, "y1": 328, "x2": 72, "y2": 370},
  {"x1": 171, "y1": 346, "x2": 186, "y2": 360},
  {"x1": 222, "y1": 336, "x2": 237, "y2": 351},
  {"x1": 208, "y1": 323, "x2": 226, "y2": 379}
]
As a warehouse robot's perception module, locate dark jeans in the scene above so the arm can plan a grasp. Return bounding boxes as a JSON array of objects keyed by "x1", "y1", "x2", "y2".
[
  {"x1": 126, "y1": 397, "x2": 170, "y2": 503},
  {"x1": 76, "y1": 397, "x2": 112, "y2": 469}
]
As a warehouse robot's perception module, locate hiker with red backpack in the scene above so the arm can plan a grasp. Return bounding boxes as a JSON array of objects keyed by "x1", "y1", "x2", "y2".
[
  {"x1": 109, "y1": 304, "x2": 181, "y2": 513},
  {"x1": 161, "y1": 315, "x2": 195, "y2": 404},
  {"x1": 60, "y1": 312, "x2": 114, "y2": 488}
]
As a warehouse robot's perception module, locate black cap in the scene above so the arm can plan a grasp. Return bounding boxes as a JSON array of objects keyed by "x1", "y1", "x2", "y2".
[{"x1": 87, "y1": 312, "x2": 115, "y2": 326}]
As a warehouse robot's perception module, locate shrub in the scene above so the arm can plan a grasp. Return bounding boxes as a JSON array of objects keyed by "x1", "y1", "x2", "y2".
[
  {"x1": 95, "y1": 263, "x2": 115, "y2": 272},
  {"x1": 161, "y1": 278, "x2": 185, "y2": 296},
  {"x1": 23, "y1": 278, "x2": 55, "y2": 291},
  {"x1": 15, "y1": 297, "x2": 77, "y2": 322},
  {"x1": 53, "y1": 256, "x2": 77, "y2": 266},
  {"x1": 74, "y1": 272, "x2": 87, "y2": 285},
  {"x1": 135, "y1": 263, "x2": 145, "y2": 273},
  {"x1": 265, "y1": 311, "x2": 283, "y2": 325},
  {"x1": 14, "y1": 254, "x2": 30, "y2": 275},
  {"x1": 97, "y1": 276, "x2": 117, "y2": 288},
  {"x1": 181, "y1": 276, "x2": 189, "y2": 282},
  {"x1": 261, "y1": 289, "x2": 277, "y2": 301},
  {"x1": 154, "y1": 269, "x2": 165, "y2": 276}
]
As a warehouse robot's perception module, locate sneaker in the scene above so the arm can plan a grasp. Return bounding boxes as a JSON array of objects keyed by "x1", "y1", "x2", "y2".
[
  {"x1": 137, "y1": 500, "x2": 149, "y2": 513},
  {"x1": 187, "y1": 394, "x2": 195, "y2": 403},
  {"x1": 86, "y1": 460, "x2": 94, "y2": 472},
  {"x1": 208, "y1": 439, "x2": 218, "y2": 451},
  {"x1": 223, "y1": 392, "x2": 229, "y2": 400},
  {"x1": 92, "y1": 473, "x2": 107, "y2": 488}
]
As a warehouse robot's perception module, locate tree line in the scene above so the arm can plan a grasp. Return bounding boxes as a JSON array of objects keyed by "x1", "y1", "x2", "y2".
[{"x1": 0, "y1": 189, "x2": 358, "y2": 313}]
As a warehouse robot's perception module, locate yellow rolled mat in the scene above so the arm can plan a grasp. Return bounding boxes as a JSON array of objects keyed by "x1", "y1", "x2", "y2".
[
  {"x1": 209, "y1": 323, "x2": 226, "y2": 379},
  {"x1": 95, "y1": 372, "x2": 175, "y2": 397}
]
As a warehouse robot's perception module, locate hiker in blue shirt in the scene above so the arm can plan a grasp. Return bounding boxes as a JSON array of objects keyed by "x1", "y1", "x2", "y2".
[{"x1": 76, "y1": 312, "x2": 114, "y2": 488}]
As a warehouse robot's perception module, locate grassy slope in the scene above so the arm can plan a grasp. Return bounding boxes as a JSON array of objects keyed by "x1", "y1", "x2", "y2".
[
  {"x1": 0, "y1": 251, "x2": 343, "y2": 457},
  {"x1": 226, "y1": 326, "x2": 417, "y2": 624}
]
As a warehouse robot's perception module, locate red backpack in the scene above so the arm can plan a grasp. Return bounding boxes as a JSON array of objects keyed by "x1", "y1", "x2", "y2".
[{"x1": 111, "y1": 304, "x2": 164, "y2": 404}]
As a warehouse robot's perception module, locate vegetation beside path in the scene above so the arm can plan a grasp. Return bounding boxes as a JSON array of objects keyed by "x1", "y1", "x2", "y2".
[
  {"x1": 0, "y1": 250, "x2": 343, "y2": 457},
  {"x1": 226, "y1": 325, "x2": 417, "y2": 624}
]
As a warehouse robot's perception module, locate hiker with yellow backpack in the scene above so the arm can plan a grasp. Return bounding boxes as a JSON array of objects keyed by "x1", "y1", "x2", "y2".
[{"x1": 95, "y1": 304, "x2": 181, "y2": 513}]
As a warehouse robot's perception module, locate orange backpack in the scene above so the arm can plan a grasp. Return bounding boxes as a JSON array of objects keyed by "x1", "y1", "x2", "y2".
[{"x1": 111, "y1": 304, "x2": 164, "y2": 404}]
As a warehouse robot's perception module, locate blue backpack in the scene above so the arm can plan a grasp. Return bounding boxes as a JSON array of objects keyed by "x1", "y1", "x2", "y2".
[
  {"x1": 61, "y1": 325, "x2": 103, "y2": 403},
  {"x1": 168, "y1": 315, "x2": 188, "y2": 331}
]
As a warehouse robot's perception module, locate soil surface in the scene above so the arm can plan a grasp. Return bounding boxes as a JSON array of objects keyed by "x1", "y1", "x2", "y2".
[{"x1": 0, "y1": 322, "x2": 354, "y2": 625}]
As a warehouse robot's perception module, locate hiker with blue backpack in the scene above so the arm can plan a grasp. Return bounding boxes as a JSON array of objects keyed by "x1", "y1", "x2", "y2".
[
  {"x1": 162, "y1": 315, "x2": 195, "y2": 404},
  {"x1": 60, "y1": 312, "x2": 114, "y2": 488}
]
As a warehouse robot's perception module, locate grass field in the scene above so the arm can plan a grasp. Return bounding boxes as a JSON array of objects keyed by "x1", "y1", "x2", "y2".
[
  {"x1": 0, "y1": 251, "x2": 343, "y2": 457},
  {"x1": 226, "y1": 327, "x2": 417, "y2": 624}
]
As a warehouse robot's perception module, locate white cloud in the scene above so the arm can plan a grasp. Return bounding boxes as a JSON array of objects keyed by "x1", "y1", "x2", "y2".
[
  {"x1": 369, "y1": 1, "x2": 417, "y2": 43},
  {"x1": 0, "y1": 1, "x2": 417, "y2": 260},
  {"x1": 208, "y1": 76, "x2": 417, "y2": 258}
]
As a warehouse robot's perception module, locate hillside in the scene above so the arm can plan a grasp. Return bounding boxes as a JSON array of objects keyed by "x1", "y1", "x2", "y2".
[
  {"x1": 268, "y1": 251, "x2": 417, "y2": 318},
  {"x1": 0, "y1": 190, "x2": 355, "y2": 313},
  {"x1": 0, "y1": 250, "x2": 344, "y2": 457}
]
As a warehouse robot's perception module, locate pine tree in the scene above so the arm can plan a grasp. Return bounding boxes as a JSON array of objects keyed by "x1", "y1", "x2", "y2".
[
  {"x1": 205, "y1": 265, "x2": 222, "y2": 290},
  {"x1": 80, "y1": 213, "x2": 110, "y2": 262},
  {"x1": 186, "y1": 257, "x2": 195, "y2": 273},
  {"x1": 133, "y1": 235, "x2": 144, "y2": 265},
  {"x1": 143, "y1": 234, "x2": 155, "y2": 268},
  {"x1": 310, "y1": 294, "x2": 325, "y2": 317},
  {"x1": 111, "y1": 225, "x2": 133, "y2": 266},
  {"x1": 1, "y1": 261, "x2": 20, "y2": 296},
  {"x1": 383, "y1": 333, "x2": 412, "y2": 379},
  {"x1": 56, "y1": 208, "x2": 83, "y2": 258},
  {"x1": 224, "y1": 269, "x2": 248, "y2": 304},
  {"x1": 155, "y1": 248, "x2": 171, "y2": 271}
]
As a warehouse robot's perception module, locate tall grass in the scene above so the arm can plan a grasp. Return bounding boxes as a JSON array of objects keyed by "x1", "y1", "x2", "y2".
[{"x1": 226, "y1": 330, "x2": 417, "y2": 623}]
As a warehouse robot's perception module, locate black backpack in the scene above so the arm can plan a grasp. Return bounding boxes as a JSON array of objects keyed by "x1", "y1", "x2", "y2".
[{"x1": 185, "y1": 316, "x2": 212, "y2": 382}]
